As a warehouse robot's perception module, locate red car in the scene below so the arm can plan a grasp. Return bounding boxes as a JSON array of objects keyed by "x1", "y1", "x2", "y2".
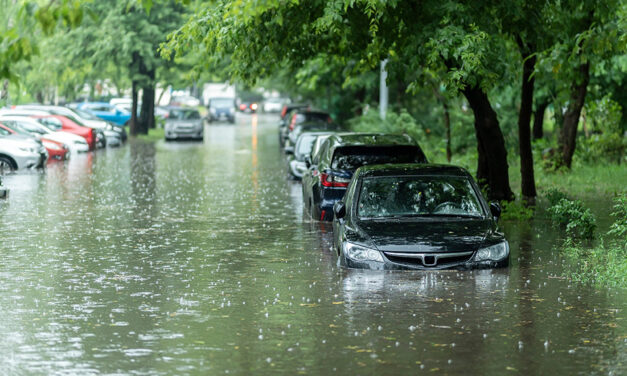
[
  {"x1": 0, "y1": 122, "x2": 69, "y2": 161},
  {"x1": 31, "y1": 115, "x2": 96, "y2": 151}
]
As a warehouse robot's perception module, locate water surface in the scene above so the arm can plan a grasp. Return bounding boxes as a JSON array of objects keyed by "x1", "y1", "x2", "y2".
[{"x1": 0, "y1": 115, "x2": 624, "y2": 375}]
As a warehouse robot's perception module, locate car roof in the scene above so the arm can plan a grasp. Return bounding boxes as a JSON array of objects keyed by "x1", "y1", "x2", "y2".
[
  {"x1": 297, "y1": 131, "x2": 335, "y2": 139},
  {"x1": 356, "y1": 164, "x2": 472, "y2": 178},
  {"x1": 81, "y1": 102, "x2": 110, "y2": 106},
  {"x1": 328, "y1": 132, "x2": 415, "y2": 147}
]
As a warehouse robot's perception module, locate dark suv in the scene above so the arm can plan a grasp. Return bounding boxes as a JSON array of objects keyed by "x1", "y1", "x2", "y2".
[
  {"x1": 208, "y1": 97, "x2": 236, "y2": 124},
  {"x1": 301, "y1": 133, "x2": 428, "y2": 221}
]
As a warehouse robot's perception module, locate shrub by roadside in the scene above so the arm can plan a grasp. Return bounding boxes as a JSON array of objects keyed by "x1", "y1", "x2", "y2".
[
  {"x1": 558, "y1": 194, "x2": 626, "y2": 288},
  {"x1": 546, "y1": 189, "x2": 596, "y2": 239}
]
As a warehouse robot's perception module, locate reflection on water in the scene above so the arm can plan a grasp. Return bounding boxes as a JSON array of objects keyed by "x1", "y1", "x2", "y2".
[{"x1": 0, "y1": 114, "x2": 624, "y2": 375}]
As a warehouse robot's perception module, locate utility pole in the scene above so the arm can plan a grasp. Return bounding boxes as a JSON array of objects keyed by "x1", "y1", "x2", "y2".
[{"x1": 379, "y1": 59, "x2": 388, "y2": 120}]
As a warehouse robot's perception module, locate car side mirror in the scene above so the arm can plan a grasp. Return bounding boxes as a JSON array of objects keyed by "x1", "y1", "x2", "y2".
[
  {"x1": 334, "y1": 201, "x2": 346, "y2": 220},
  {"x1": 489, "y1": 202, "x2": 501, "y2": 220},
  {"x1": 305, "y1": 156, "x2": 312, "y2": 168},
  {"x1": 285, "y1": 146, "x2": 294, "y2": 155}
]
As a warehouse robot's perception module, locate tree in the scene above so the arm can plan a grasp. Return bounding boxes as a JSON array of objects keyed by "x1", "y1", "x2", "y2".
[
  {"x1": 163, "y1": 0, "x2": 517, "y2": 200},
  {"x1": 63, "y1": 0, "x2": 185, "y2": 134}
]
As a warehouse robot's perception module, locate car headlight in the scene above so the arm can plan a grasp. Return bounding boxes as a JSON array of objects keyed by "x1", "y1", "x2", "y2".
[
  {"x1": 344, "y1": 242, "x2": 383, "y2": 262},
  {"x1": 474, "y1": 241, "x2": 509, "y2": 262}
]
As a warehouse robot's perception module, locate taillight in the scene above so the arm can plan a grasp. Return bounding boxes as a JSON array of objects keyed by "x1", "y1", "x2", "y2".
[
  {"x1": 320, "y1": 173, "x2": 350, "y2": 188},
  {"x1": 289, "y1": 115, "x2": 297, "y2": 131},
  {"x1": 281, "y1": 106, "x2": 287, "y2": 118}
]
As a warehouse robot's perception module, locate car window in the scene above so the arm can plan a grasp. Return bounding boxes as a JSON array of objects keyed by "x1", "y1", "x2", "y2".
[
  {"x1": 168, "y1": 109, "x2": 201, "y2": 120},
  {"x1": 38, "y1": 117, "x2": 62, "y2": 130},
  {"x1": 332, "y1": 146, "x2": 423, "y2": 171},
  {"x1": 358, "y1": 176, "x2": 484, "y2": 218},
  {"x1": 296, "y1": 135, "x2": 317, "y2": 156}
]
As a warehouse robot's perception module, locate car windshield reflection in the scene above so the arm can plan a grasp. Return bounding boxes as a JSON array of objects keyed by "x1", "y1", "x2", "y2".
[{"x1": 358, "y1": 176, "x2": 485, "y2": 219}]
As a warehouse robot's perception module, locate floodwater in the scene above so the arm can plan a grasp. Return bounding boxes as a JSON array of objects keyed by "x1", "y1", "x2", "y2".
[{"x1": 0, "y1": 114, "x2": 624, "y2": 375}]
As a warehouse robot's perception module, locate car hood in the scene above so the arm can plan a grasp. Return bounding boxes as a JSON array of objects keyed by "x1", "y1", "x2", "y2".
[
  {"x1": 7, "y1": 134, "x2": 41, "y2": 146},
  {"x1": 353, "y1": 219, "x2": 493, "y2": 253}
]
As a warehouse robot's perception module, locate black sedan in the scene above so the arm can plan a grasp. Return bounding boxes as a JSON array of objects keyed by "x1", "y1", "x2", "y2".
[
  {"x1": 332, "y1": 164, "x2": 508, "y2": 270},
  {"x1": 302, "y1": 133, "x2": 428, "y2": 221}
]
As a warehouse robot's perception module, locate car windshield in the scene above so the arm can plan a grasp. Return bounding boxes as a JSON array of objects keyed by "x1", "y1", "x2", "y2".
[
  {"x1": 331, "y1": 146, "x2": 424, "y2": 171},
  {"x1": 15, "y1": 120, "x2": 48, "y2": 134},
  {"x1": 168, "y1": 109, "x2": 201, "y2": 120},
  {"x1": 211, "y1": 99, "x2": 233, "y2": 108},
  {"x1": 358, "y1": 176, "x2": 484, "y2": 219},
  {"x1": 4, "y1": 121, "x2": 31, "y2": 136},
  {"x1": 73, "y1": 108, "x2": 101, "y2": 120}
]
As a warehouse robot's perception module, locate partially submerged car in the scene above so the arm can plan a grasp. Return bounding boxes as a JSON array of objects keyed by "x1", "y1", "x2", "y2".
[
  {"x1": 332, "y1": 164, "x2": 508, "y2": 270},
  {"x1": 286, "y1": 132, "x2": 334, "y2": 179},
  {"x1": 302, "y1": 133, "x2": 428, "y2": 221},
  {"x1": 207, "y1": 97, "x2": 236, "y2": 124},
  {"x1": 0, "y1": 116, "x2": 89, "y2": 153},
  {"x1": 164, "y1": 107, "x2": 204, "y2": 141},
  {"x1": 0, "y1": 128, "x2": 47, "y2": 172}
]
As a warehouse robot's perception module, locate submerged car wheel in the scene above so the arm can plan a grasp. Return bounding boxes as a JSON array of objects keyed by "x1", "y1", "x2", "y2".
[{"x1": 0, "y1": 155, "x2": 16, "y2": 173}]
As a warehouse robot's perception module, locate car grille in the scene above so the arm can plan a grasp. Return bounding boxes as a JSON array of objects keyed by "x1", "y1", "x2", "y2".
[{"x1": 383, "y1": 251, "x2": 474, "y2": 268}]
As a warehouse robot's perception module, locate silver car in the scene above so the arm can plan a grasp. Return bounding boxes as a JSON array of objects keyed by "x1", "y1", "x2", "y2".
[
  {"x1": 0, "y1": 130, "x2": 47, "y2": 172},
  {"x1": 164, "y1": 107, "x2": 204, "y2": 141}
]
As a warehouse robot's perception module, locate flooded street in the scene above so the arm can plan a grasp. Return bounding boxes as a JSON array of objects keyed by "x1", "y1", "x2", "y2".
[{"x1": 0, "y1": 114, "x2": 624, "y2": 375}]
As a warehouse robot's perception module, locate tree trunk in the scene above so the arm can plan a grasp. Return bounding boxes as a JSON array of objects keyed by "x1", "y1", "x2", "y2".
[
  {"x1": 533, "y1": 100, "x2": 548, "y2": 140},
  {"x1": 130, "y1": 80, "x2": 139, "y2": 136},
  {"x1": 462, "y1": 85, "x2": 514, "y2": 201},
  {"x1": 139, "y1": 81, "x2": 155, "y2": 132},
  {"x1": 432, "y1": 85, "x2": 452, "y2": 162},
  {"x1": 517, "y1": 48, "x2": 537, "y2": 200},
  {"x1": 559, "y1": 62, "x2": 590, "y2": 169}
]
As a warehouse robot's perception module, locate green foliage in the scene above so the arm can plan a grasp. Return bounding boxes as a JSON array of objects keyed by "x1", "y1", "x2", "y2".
[
  {"x1": 576, "y1": 95, "x2": 626, "y2": 164},
  {"x1": 563, "y1": 239, "x2": 627, "y2": 288},
  {"x1": 560, "y1": 192, "x2": 627, "y2": 288},
  {"x1": 348, "y1": 108, "x2": 439, "y2": 156},
  {"x1": 607, "y1": 194, "x2": 627, "y2": 244},
  {"x1": 547, "y1": 197, "x2": 597, "y2": 239},
  {"x1": 499, "y1": 200, "x2": 534, "y2": 221},
  {"x1": 545, "y1": 188, "x2": 570, "y2": 206}
]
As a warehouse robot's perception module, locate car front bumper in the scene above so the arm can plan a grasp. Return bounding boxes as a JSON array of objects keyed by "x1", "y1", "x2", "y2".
[{"x1": 341, "y1": 254, "x2": 509, "y2": 270}]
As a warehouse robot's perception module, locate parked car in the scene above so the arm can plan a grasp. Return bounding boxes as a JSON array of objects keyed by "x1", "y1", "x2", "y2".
[
  {"x1": 32, "y1": 115, "x2": 96, "y2": 151},
  {"x1": 10, "y1": 106, "x2": 114, "y2": 147},
  {"x1": 287, "y1": 121, "x2": 343, "y2": 147},
  {"x1": 164, "y1": 107, "x2": 204, "y2": 141},
  {"x1": 0, "y1": 122, "x2": 69, "y2": 161},
  {"x1": 74, "y1": 102, "x2": 131, "y2": 127},
  {"x1": 17, "y1": 105, "x2": 126, "y2": 142},
  {"x1": 302, "y1": 133, "x2": 428, "y2": 221},
  {"x1": 280, "y1": 110, "x2": 333, "y2": 148},
  {"x1": 263, "y1": 97, "x2": 289, "y2": 113},
  {"x1": 0, "y1": 116, "x2": 89, "y2": 153},
  {"x1": 286, "y1": 132, "x2": 334, "y2": 180},
  {"x1": 71, "y1": 107, "x2": 127, "y2": 143},
  {"x1": 0, "y1": 128, "x2": 47, "y2": 171},
  {"x1": 332, "y1": 164, "x2": 508, "y2": 270},
  {"x1": 207, "y1": 97, "x2": 236, "y2": 124}
]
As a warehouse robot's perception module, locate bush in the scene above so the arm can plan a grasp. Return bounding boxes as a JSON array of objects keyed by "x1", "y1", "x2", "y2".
[
  {"x1": 500, "y1": 200, "x2": 534, "y2": 220},
  {"x1": 545, "y1": 188, "x2": 569, "y2": 206},
  {"x1": 547, "y1": 198, "x2": 596, "y2": 239},
  {"x1": 563, "y1": 240, "x2": 627, "y2": 288},
  {"x1": 607, "y1": 194, "x2": 627, "y2": 247}
]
